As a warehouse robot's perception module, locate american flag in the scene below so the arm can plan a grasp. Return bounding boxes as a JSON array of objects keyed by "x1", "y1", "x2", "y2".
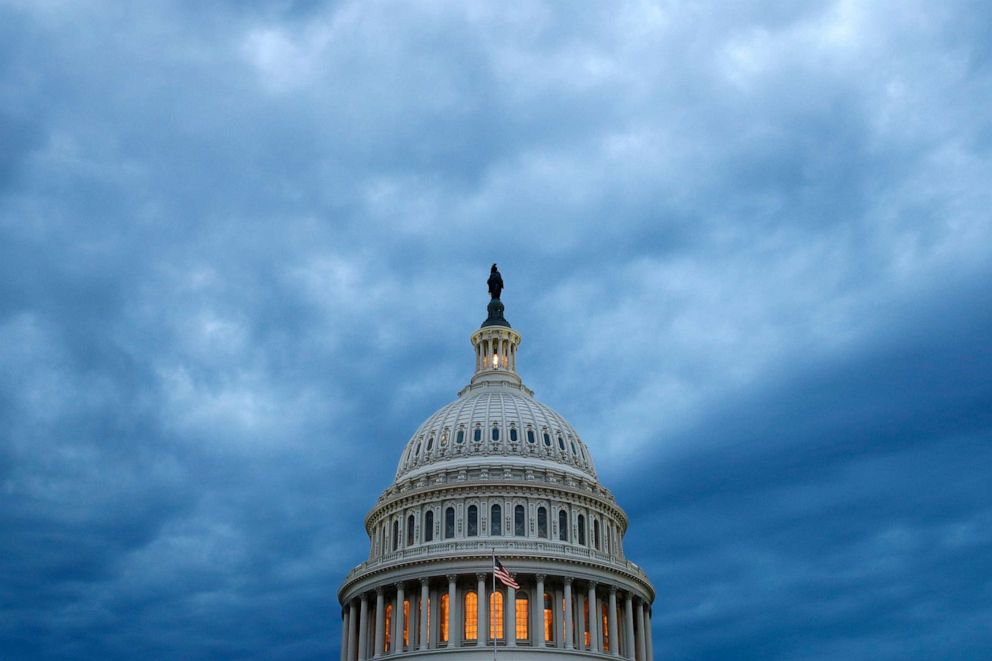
[{"x1": 493, "y1": 556, "x2": 519, "y2": 589}]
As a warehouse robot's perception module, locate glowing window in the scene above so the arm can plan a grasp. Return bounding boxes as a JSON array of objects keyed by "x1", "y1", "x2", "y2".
[
  {"x1": 543, "y1": 593, "x2": 554, "y2": 642},
  {"x1": 601, "y1": 602, "x2": 609, "y2": 652},
  {"x1": 474, "y1": 427, "x2": 482, "y2": 442},
  {"x1": 514, "y1": 505, "x2": 525, "y2": 536},
  {"x1": 515, "y1": 593, "x2": 529, "y2": 640},
  {"x1": 425, "y1": 511, "x2": 434, "y2": 542},
  {"x1": 445, "y1": 507, "x2": 455, "y2": 539},
  {"x1": 510, "y1": 427, "x2": 518, "y2": 442},
  {"x1": 527, "y1": 430, "x2": 535, "y2": 444},
  {"x1": 440, "y1": 429, "x2": 449, "y2": 446},
  {"x1": 537, "y1": 507, "x2": 547, "y2": 539},
  {"x1": 584, "y1": 599, "x2": 590, "y2": 647},
  {"x1": 440, "y1": 594, "x2": 449, "y2": 642},
  {"x1": 492, "y1": 426, "x2": 499, "y2": 441},
  {"x1": 385, "y1": 603, "x2": 393, "y2": 651},
  {"x1": 467, "y1": 505, "x2": 478, "y2": 537},
  {"x1": 491, "y1": 504, "x2": 501, "y2": 536},
  {"x1": 464, "y1": 591, "x2": 478, "y2": 641},
  {"x1": 490, "y1": 591, "x2": 504, "y2": 640},
  {"x1": 578, "y1": 515, "x2": 586, "y2": 545},
  {"x1": 558, "y1": 510, "x2": 568, "y2": 541}
]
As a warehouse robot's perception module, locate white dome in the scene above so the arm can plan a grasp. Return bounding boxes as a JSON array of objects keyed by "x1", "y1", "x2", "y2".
[{"x1": 395, "y1": 382, "x2": 597, "y2": 480}]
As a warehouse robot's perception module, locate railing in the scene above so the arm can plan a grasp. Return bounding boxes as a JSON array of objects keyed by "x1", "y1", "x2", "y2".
[{"x1": 343, "y1": 540, "x2": 648, "y2": 584}]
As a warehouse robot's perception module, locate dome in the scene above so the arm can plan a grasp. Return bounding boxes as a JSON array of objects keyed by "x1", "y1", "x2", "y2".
[{"x1": 395, "y1": 384, "x2": 597, "y2": 480}]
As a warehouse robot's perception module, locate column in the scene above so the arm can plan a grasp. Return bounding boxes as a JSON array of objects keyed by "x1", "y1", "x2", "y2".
[
  {"x1": 358, "y1": 594, "x2": 369, "y2": 661},
  {"x1": 395, "y1": 583, "x2": 405, "y2": 653},
  {"x1": 506, "y1": 583, "x2": 516, "y2": 647},
  {"x1": 608, "y1": 586, "x2": 619, "y2": 657},
  {"x1": 348, "y1": 600, "x2": 359, "y2": 661},
  {"x1": 535, "y1": 575, "x2": 546, "y2": 648},
  {"x1": 635, "y1": 601, "x2": 646, "y2": 661},
  {"x1": 476, "y1": 573, "x2": 487, "y2": 647},
  {"x1": 341, "y1": 608, "x2": 350, "y2": 661},
  {"x1": 419, "y1": 579, "x2": 429, "y2": 650},
  {"x1": 564, "y1": 577, "x2": 574, "y2": 649},
  {"x1": 644, "y1": 605, "x2": 653, "y2": 661},
  {"x1": 624, "y1": 593, "x2": 635, "y2": 660},
  {"x1": 447, "y1": 575, "x2": 458, "y2": 647},
  {"x1": 587, "y1": 582, "x2": 599, "y2": 652},
  {"x1": 374, "y1": 587, "x2": 385, "y2": 657},
  {"x1": 576, "y1": 591, "x2": 586, "y2": 651}
]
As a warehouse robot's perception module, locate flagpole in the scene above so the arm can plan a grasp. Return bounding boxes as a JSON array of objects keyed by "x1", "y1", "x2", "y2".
[{"x1": 492, "y1": 548, "x2": 497, "y2": 661}]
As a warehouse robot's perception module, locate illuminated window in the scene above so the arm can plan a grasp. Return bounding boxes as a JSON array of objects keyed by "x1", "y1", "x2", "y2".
[
  {"x1": 464, "y1": 591, "x2": 478, "y2": 640},
  {"x1": 510, "y1": 427, "x2": 518, "y2": 442},
  {"x1": 583, "y1": 599, "x2": 590, "y2": 647},
  {"x1": 537, "y1": 507, "x2": 547, "y2": 538},
  {"x1": 445, "y1": 507, "x2": 455, "y2": 539},
  {"x1": 467, "y1": 505, "x2": 478, "y2": 537},
  {"x1": 491, "y1": 504, "x2": 502, "y2": 536},
  {"x1": 527, "y1": 429, "x2": 535, "y2": 444},
  {"x1": 456, "y1": 429, "x2": 465, "y2": 444},
  {"x1": 543, "y1": 432, "x2": 551, "y2": 447},
  {"x1": 515, "y1": 592, "x2": 529, "y2": 640},
  {"x1": 407, "y1": 515, "x2": 415, "y2": 546},
  {"x1": 425, "y1": 511, "x2": 434, "y2": 542},
  {"x1": 440, "y1": 594, "x2": 449, "y2": 642},
  {"x1": 440, "y1": 429, "x2": 449, "y2": 446},
  {"x1": 514, "y1": 505, "x2": 525, "y2": 536},
  {"x1": 594, "y1": 519, "x2": 601, "y2": 550},
  {"x1": 543, "y1": 593, "x2": 554, "y2": 643},
  {"x1": 558, "y1": 510, "x2": 568, "y2": 541},
  {"x1": 601, "y1": 602, "x2": 609, "y2": 652},
  {"x1": 474, "y1": 427, "x2": 482, "y2": 442},
  {"x1": 491, "y1": 426, "x2": 499, "y2": 441},
  {"x1": 578, "y1": 515, "x2": 586, "y2": 546},
  {"x1": 392, "y1": 520, "x2": 399, "y2": 551},
  {"x1": 385, "y1": 603, "x2": 393, "y2": 651},
  {"x1": 490, "y1": 591, "x2": 504, "y2": 640},
  {"x1": 403, "y1": 600, "x2": 410, "y2": 649}
]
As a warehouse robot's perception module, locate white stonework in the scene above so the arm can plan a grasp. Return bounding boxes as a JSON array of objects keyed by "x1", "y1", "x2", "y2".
[{"x1": 339, "y1": 304, "x2": 654, "y2": 661}]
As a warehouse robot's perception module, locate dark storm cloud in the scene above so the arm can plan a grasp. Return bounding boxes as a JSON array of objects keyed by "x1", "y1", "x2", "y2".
[{"x1": 0, "y1": 1, "x2": 990, "y2": 659}]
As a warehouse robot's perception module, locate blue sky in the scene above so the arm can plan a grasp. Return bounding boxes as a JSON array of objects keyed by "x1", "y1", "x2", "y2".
[{"x1": 1, "y1": 1, "x2": 990, "y2": 659}]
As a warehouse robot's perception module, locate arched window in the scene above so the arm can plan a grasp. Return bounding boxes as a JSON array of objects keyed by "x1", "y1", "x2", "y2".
[
  {"x1": 407, "y1": 514, "x2": 415, "y2": 546},
  {"x1": 515, "y1": 592, "x2": 529, "y2": 640},
  {"x1": 490, "y1": 591, "x2": 504, "y2": 640},
  {"x1": 440, "y1": 594, "x2": 449, "y2": 642},
  {"x1": 392, "y1": 519, "x2": 399, "y2": 551},
  {"x1": 424, "y1": 511, "x2": 434, "y2": 542},
  {"x1": 385, "y1": 603, "x2": 393, "y2": 651},
  {"x1": 537, "y1": 507, "x2": 548, "y2": 538},
  {"x1": 491, "y1": 504, "x2": 502, "y2": 536},
  {"x1": 467, "y1": 505, "x2": 478, "y2": 537},
  {"x1": 543, "y1": 593, "x2": 554, "y2": 643},
  {"x1": 594, "y1": 519, "x2": 601, "y2": 550},
  {"x1": 578, "y1": 514, "x2": 586, "y2": 545},
  {"x1": 491, "y1": 426, "x2": 499, "y2": 441},
  {"x1": 514, "y1": 505, "x2": 526, "y2": 536},
  {"x1": 445, "y1": 507, "x2": 455, "y2": 539},
  {"x1": 464, "y1": 591, "x2": 478, "y2": 641},
  {"x1": 558, "y1": 510, "x2": 568, "y2": 541}
]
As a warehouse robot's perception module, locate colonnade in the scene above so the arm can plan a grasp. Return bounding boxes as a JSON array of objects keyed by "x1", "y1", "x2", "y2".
[{"x1": 341, "y1": 573, "x2": 652, "y2": 661}]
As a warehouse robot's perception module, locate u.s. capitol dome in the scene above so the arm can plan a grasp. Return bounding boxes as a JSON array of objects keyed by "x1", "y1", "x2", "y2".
[{"x1": 338, "y1": 267, "x2": 655, "y2": 661}]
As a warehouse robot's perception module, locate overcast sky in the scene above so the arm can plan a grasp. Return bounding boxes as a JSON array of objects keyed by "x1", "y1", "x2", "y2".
[{"x1": 1, "y1": 1, "x2": 991, "y2": 659}]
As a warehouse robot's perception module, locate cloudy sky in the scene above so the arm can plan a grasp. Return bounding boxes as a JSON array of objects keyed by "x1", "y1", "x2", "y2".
[{"x1": 2, "y1": 1, "x2": 991, "y2": 659}]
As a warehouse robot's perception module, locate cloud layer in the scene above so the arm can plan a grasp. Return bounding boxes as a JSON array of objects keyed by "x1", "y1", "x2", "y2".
[{"x1": 1, "y1": 1, "x2": 990, "y2": 659}]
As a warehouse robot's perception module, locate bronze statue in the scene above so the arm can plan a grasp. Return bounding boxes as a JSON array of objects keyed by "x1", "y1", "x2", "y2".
[{"x1": 487, "y1": 263, "x2": 504, "y2": 300}]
